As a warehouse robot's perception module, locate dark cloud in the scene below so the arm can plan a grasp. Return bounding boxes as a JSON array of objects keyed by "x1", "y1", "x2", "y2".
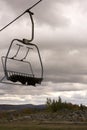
[{"x1": 0, "y1": 0, "x2": 87, "y2": 105}]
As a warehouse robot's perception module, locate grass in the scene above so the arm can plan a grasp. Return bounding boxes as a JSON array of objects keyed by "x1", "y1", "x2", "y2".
[
  {"x1": 0, "y1": 126, "x2": 87, "y2": 130},
  {"x1": 0, "y1": 121, "x2": 87, "y2": 130}
]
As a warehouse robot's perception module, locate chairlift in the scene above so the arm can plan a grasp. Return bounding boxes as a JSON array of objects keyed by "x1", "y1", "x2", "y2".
[{"x1": 0, "y1": 0, "x2": 43, "y2": 86}]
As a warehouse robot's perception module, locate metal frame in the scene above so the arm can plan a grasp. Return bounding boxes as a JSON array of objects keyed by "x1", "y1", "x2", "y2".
[
  {"x1": 0, "y1": 0, "x2": 43, "y2": 86},
  {"x1": 3, "y1": 39, "x2": 43, "y2": 80}
]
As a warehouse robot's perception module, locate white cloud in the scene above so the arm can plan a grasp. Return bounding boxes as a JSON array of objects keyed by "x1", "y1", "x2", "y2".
[
  {"x1": 0, "y1": 82, "x2": 86, "y2": 105},
  {"x1": 68, "y1": 49, "x2": 80, "y2": 56}
]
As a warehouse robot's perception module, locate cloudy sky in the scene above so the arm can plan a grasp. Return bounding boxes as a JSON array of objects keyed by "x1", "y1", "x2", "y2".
[{"x1": 0, "y1": 0, "x2": 87, "y2": 105}]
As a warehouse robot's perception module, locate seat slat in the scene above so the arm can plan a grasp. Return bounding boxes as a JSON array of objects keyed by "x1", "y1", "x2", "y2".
[
  {"x1": 7, "y1": 70, "x2": 42, "y2": 86},
  {"x1": 8, "y1": 70, "x2": 34, "y2": 77}
]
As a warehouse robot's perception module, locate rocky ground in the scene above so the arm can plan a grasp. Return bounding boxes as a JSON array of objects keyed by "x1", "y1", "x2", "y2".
[
  {"x1": 0, "y1": 109, "x2": 87, "y2": 123},
  {"x1": 13, "y1": 109, "x2": 87, "y2": 122}
]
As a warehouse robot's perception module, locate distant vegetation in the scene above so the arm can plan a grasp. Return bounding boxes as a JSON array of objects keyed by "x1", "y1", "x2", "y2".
[
  {"x1": 46, "y1": 97, "x2": 86, "y2": 112},
  {"x1": 0, "y1": 97, "x2": 86, "y2": 122}
]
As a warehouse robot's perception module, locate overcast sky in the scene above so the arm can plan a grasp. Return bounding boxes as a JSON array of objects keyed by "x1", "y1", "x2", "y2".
[{"x1": 0, "y1": 0, "x2": 87, "y2": 105}]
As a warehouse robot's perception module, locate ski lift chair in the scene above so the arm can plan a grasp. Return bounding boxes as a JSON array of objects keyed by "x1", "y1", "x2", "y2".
[
  {"x1": 0, "y1": 0, "x2": 43, "y2": 86},
  {"x1": 1, "y1": 39, "x2": 43, "y2": 86}
]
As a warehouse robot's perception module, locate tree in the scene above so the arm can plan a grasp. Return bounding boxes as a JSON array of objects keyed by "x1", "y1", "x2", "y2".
[
  {"x1": 58, "y1": 96, "x2": 62, "y2": 104},
  {"x1": 46, "y1": 98, "x2": 52, "y2": 111}
]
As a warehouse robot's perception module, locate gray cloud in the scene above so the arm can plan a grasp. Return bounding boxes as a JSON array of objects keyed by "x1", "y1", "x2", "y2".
[
  {"x1": 1, "y1": 0, "x2": 70, "y2": 27},
  {"x1": 1, "y1": 0, "x2": 87, "y2": 84},
  {"x1": 0, "y1": 0, "x2": 87, "y2": 105}
]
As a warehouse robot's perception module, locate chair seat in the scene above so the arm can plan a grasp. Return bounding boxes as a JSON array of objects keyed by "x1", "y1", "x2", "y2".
[{"x1": 8, "y1": 73, "x2": 42, "y2": 86}]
